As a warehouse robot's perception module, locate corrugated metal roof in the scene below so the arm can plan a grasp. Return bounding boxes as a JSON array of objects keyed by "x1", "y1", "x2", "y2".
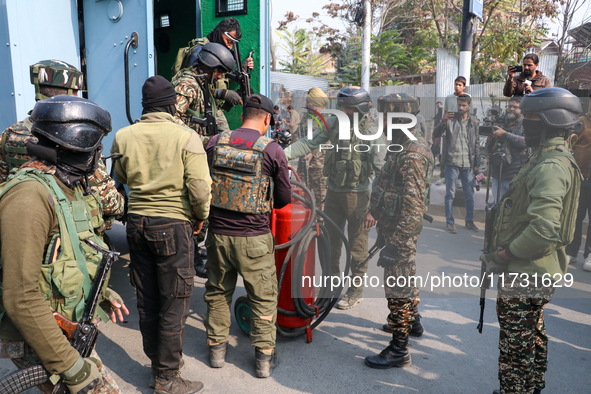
[{"x1": 270, "y1": 71, "x2": 329, "y2": 92}]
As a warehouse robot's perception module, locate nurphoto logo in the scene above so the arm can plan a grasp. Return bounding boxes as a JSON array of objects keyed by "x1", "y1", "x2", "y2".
[{"x1": 305, "y1": 108, "x2": 418, "y2": 153}]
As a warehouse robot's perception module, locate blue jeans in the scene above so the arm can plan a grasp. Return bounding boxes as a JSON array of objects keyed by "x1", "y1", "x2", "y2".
[
  {"x1": 444, "y1": 165, "x2": 474, "y2": 224},
  {"x1": 491, "y1": 177, "x2": 512, "y2": 203}
]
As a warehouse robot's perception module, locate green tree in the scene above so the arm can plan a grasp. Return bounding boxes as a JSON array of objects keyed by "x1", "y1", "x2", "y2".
[{"x1": 276, "y1": 28, "x2": 328, "y2": 76}]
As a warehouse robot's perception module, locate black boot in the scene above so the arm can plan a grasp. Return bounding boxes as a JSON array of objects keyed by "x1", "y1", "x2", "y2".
[
  {"x1": 194, "y1": 251, "x2": 207, "y2": 279},
  {"x1": 209, "y1": 342, "x2": 227, "y2": 368},
  {"x1": 255, "y1": 349, "x2": 279, "y2": 378},
  {"x1": 365, "y1": 336, "x2": 411, "y2": 369},
  {"x1": 493, "y1": 390, "x2": 542, "y2": 394},
  {"x1": 382, "y1": 314, "x2": 424, "y2": 337}
]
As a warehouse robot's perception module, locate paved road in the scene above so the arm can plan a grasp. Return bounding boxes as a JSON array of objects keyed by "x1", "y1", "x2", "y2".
[{"x1": 2, "y1": 215, "x2": 590, "y2": 393}]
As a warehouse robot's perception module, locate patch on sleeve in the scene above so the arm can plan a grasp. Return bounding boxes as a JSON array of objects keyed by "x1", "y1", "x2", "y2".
[{"x1": 183, "y1": 132, "x2": 205, "y2": 155}]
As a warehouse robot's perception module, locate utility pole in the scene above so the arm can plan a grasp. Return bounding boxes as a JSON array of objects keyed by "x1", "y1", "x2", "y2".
[
  {"x1": 459, "y1": 0, "x2": 474, "y2": 85},
  {"x1": 361, "y1": 0, "x2": 371, "y2": 91}
]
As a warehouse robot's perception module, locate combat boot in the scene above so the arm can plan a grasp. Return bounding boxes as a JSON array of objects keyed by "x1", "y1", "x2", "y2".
[
  {"x1": 150, "y1": 359, "x2": 184, "y2": 389},
  {"x1": 194, "y1": 251, "x2": 207, "y2": 279},
  {"x1": 382, "y1": 314, "x2": 424, "y2": 337},
  {"x1": 336, "y1": 287, "x2": 363, "y2": 310},
  {"x1": 365, "y1": 336, "x2": 411, "y2": 369},
  {"x1": 255, "y1": 349, "x2": 279, "y2": 378},
  {"x1": 154, "y1": 373, "x2": 204, "y2": 394},
  {"x1": 209, "y1": 342, "x2": 227, "y2": 368},
  {"x1": 493, "y1": 390, "x2": 541, "y2": 394}
]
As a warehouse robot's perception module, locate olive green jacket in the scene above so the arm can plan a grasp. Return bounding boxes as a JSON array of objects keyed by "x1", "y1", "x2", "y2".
[{"x1": 495, "y1": 137, "x2": 581, "y2": 279}]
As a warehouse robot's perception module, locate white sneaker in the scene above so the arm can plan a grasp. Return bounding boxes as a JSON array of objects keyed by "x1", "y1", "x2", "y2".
[
  {"x1": 435, "y1": 178, "x2": 444, "y2": 186},
  {"x1": 567, "y1": 255, "x2": 577, "y2": 265},
  {"x1": 583, "y1": 257, "x2": 591, "y2": 272}
]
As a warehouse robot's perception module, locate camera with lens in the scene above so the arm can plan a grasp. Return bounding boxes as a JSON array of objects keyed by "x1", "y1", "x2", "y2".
[
  {"x1": 271, "y1": 128, "x2": 292, "y2": 149},
  {"x1": 479, "y1": 107, "x2": 507, "y2": 137}
]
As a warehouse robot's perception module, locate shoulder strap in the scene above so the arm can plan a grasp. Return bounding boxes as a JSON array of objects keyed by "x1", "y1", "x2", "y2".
[
  {"x1": 216, "y1": 131, "x2": 232, "y2": 145},
  {"x1": 252, "y1": 135, "x2": 273, "y2": 153}
]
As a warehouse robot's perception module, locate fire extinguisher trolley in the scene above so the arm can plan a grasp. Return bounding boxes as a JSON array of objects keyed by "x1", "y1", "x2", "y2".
[{"x1": 233, "y1": 170, "x2": 350, "y2": 343}]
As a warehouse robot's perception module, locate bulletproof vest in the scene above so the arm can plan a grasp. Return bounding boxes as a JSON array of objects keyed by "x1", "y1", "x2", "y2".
[
  {"x1": 493, "y1": 144, "x2": 582, "y2": 255},
  {"x1": 0, "y1": 168, "x2": 109, "y2": 323},
  {"x1": 210, "y1": 131, "x2": 274, "y2": 214},
  {"x1": 371, "y1": 135, "x2": 434, "y2": 231},
  {"x1": 0, "y1": 118, "x2": 35, "y2": 174},
  {"x1": 323, "y1": 115, "x2": 374, "y2": 188}
]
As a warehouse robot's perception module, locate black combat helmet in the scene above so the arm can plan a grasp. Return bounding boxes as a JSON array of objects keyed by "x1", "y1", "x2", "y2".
[
  {"x1": 337, "y1": 86, "x2": 371, "y2": 114},
  {"x1": 190, "y1": 42, "x2": 236, "y2": 73},
  {"x1": 30, "y1": 95, "x2": 111, "y2": 152},
  {"x1": 520, "y1": 87, "x2": 582, "y2": 129}
]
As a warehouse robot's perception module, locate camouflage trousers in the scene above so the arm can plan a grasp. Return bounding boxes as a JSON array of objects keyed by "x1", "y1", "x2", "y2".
[
  {"x1": 0, "y1": 340, "x2": 119, "y2": 394},
  {"x1": 194, "y1": 219, "x2": 209, "y2": 244},
  {"x1": 496, "y1": 282, "x2": 555, "y2": 394},
  {"x1": 297, "y1": 163, "x2": 327, "y2": 211},
  {"x1": 383, "y1": 232, "x2": 420, "y2": 338}
]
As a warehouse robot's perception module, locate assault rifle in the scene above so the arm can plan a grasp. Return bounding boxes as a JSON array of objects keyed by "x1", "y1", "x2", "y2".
[
  {"x1": 190, "y1": 74, "x2": 218, "y2": 136},
  {"x1": 224, "y1": 32, "x2": 253, "y2": 104},
  {"x1": 51, "y1": 240, "x2": 120, "y2": 393},
  {"x1": 477, "y1": 153, "x2": 504, "y2": 334},
  {"x1": 361, "y1": 213, "x2": 434, "y2": 267}
]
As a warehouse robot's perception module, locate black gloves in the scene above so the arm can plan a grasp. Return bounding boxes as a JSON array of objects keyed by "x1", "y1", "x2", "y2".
[
  {"x1": 378, "y1": 243, "x2": 399, "y2": 268},
  {"x1": 216, "y1": 89, "x2": 242, "y2": 111}
]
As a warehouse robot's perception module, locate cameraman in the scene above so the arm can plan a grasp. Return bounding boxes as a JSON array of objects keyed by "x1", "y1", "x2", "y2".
[
  {"x1": 486, "y1": 96, "x2": 529, "y2": 201},
  {"x1": 503, "y1": 53, "x2": 551, "y2": 97}
]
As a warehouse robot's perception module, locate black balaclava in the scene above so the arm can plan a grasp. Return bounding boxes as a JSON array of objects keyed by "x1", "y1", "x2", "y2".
[
  {"x1": 142, "y1": 76, "x2": 177, "y2": 116},
  {"x1": 26, "y1": 136, "x2": 99, "y2": 188}
]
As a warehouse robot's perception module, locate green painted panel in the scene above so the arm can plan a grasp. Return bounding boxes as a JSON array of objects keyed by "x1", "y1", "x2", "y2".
[{"x1": 201, "y1": 0, "x2": 261, "y2": 129}]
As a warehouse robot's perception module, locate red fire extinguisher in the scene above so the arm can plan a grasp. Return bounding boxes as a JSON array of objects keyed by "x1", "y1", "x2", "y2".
[{"x1": 233, "y1": 168, "x2": 350, "y2": 343}]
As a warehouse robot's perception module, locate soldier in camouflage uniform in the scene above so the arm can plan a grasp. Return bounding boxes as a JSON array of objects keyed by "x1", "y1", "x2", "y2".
[
  {"x1": 0, "y1": 60, "x2": 124, "y2": 230},
  {"x1": 172, "y1": 43, "x2": 236, "y2": 277},
  {"x1": 480, "y1": 88, "x2": 582, "y2": 394},
  {"x1": 364, "y1": 97, "x2": 434, "y2": 369},
  {"x1": 296, "y1": 87, "x2": 329, "y2": 211},
  {"x1": 0, "y1": 96, "x2": 127, "y2": 394},
  {"x1": 284, "y1": 86, "x2": 386, "y2": 309},
  {"x1": 172, "y1": 43, "x2": 238, "y2": 136}
]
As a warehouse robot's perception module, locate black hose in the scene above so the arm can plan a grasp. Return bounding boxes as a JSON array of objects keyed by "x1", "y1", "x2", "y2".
[
  {"x1": 275, "y1": 180, "x2": 351, "y2": 338},
  {"x1": 0, "y1": 365, "x2": 51, "y2": 393}
]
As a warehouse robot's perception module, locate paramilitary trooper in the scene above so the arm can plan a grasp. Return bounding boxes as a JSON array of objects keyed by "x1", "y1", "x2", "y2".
[
  {"x1": 296, "y1": 87, "x2": 330, "y2": 211},
  {"x1": 480, "y1": 88, "x2": 582, "y2": 394},
  {"x1": 112, "y1": 76, "x2": 212, "y2": 394},
  {"x1": 284, "y1": 86, "x2": 386, "y2": 309},
  {"x1": 363, "y1": 95, "x2": 434, "y2": 369},
  {"x1": 0, "y1": 60, "x2": 124, "y2": 231},
  {"x1": 204, "y1": 94, "x2": 291, "y2": 378},
  {"x1": 0, "y1": 95, "x2": 128, "y2": 394},
  {"x1": 172, "y1": 42, "x2": 237, "y2": 136},
  {"x1": 172, "y1": 42, "x2": 236, "y2": 277}
]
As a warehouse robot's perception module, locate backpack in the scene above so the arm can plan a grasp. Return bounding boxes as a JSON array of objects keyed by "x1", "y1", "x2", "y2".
[{"x1": 172, "y1": 38, "x2": 206, "y2": 77}]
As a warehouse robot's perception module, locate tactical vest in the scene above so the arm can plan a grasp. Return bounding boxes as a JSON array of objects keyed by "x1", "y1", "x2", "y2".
[
  {"x1": 0, "y1": 168, "x2": 109, "y2": 323},
  {"x1": 0, "y1": 117, "x2": 35, "y2": 170},
  {"x1": 371, "y1": 136, "x2": 434, "y2": 232},
  {"x1": 492, "y1": 145, "x2": 582, "y2": 255},
  {"x1": 211, "y1": 131, "x2": 274, "y2": 214},
  {"x1": 323, "y1": 116, "x2": 373, "y2": 188}
]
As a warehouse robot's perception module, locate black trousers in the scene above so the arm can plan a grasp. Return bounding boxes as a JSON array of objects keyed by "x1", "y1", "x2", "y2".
[
  {"x1": 126, "y1": 214, "x2": 195, "y2": 379},
  {"x1": 565, "y1": 178, "x2": 591, "y2": 259}
]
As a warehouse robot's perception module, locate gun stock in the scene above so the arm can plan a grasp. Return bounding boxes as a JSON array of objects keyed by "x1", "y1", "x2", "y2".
[{"x1": 53, "y1": 312, "x2": 78, "y2": 340}]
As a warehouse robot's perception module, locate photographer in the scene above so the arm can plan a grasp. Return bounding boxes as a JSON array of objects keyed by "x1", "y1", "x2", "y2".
[
  {"x1": 503, "y1": 53, "x2": 551, "y2": 97},
  {"x1": 486, "y1": 96, "x2": 529, "y2": 201}
]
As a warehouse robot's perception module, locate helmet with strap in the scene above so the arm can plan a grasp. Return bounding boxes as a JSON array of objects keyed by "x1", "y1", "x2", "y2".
[
  {"x1": 190, "y1": 42, "x2": 236, "y2": 73},
  {"x1": 337, "y1": 86, "x2": 371, "y2": 114}
]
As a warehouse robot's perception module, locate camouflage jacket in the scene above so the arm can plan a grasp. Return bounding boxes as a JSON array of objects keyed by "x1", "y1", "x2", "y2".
[
  {"x1": 0, "y1": 118, "x2": 124, "y2": 227},
  {"x1": 370, "y1": 133, "x2": 434, "y2": 248},
  {"x1": 171, "y1": 68, "x2": 230, "y2": 135}
]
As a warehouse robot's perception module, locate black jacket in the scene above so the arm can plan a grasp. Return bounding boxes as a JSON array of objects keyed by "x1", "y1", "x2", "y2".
[
  {"x1": 485, "y1": 117, "x2": 528, "y2": 180},
  {"x1": 433, "y1": 114, "x2": 480, "y2": 169}
]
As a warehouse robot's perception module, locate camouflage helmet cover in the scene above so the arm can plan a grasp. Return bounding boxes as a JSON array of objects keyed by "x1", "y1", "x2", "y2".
[
  {"x1": 377, "y1": 93, "x2": 420, "y2": 114},
  {"x1": 30, "y1": 60, "x2": 84, "y2": 101}
]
